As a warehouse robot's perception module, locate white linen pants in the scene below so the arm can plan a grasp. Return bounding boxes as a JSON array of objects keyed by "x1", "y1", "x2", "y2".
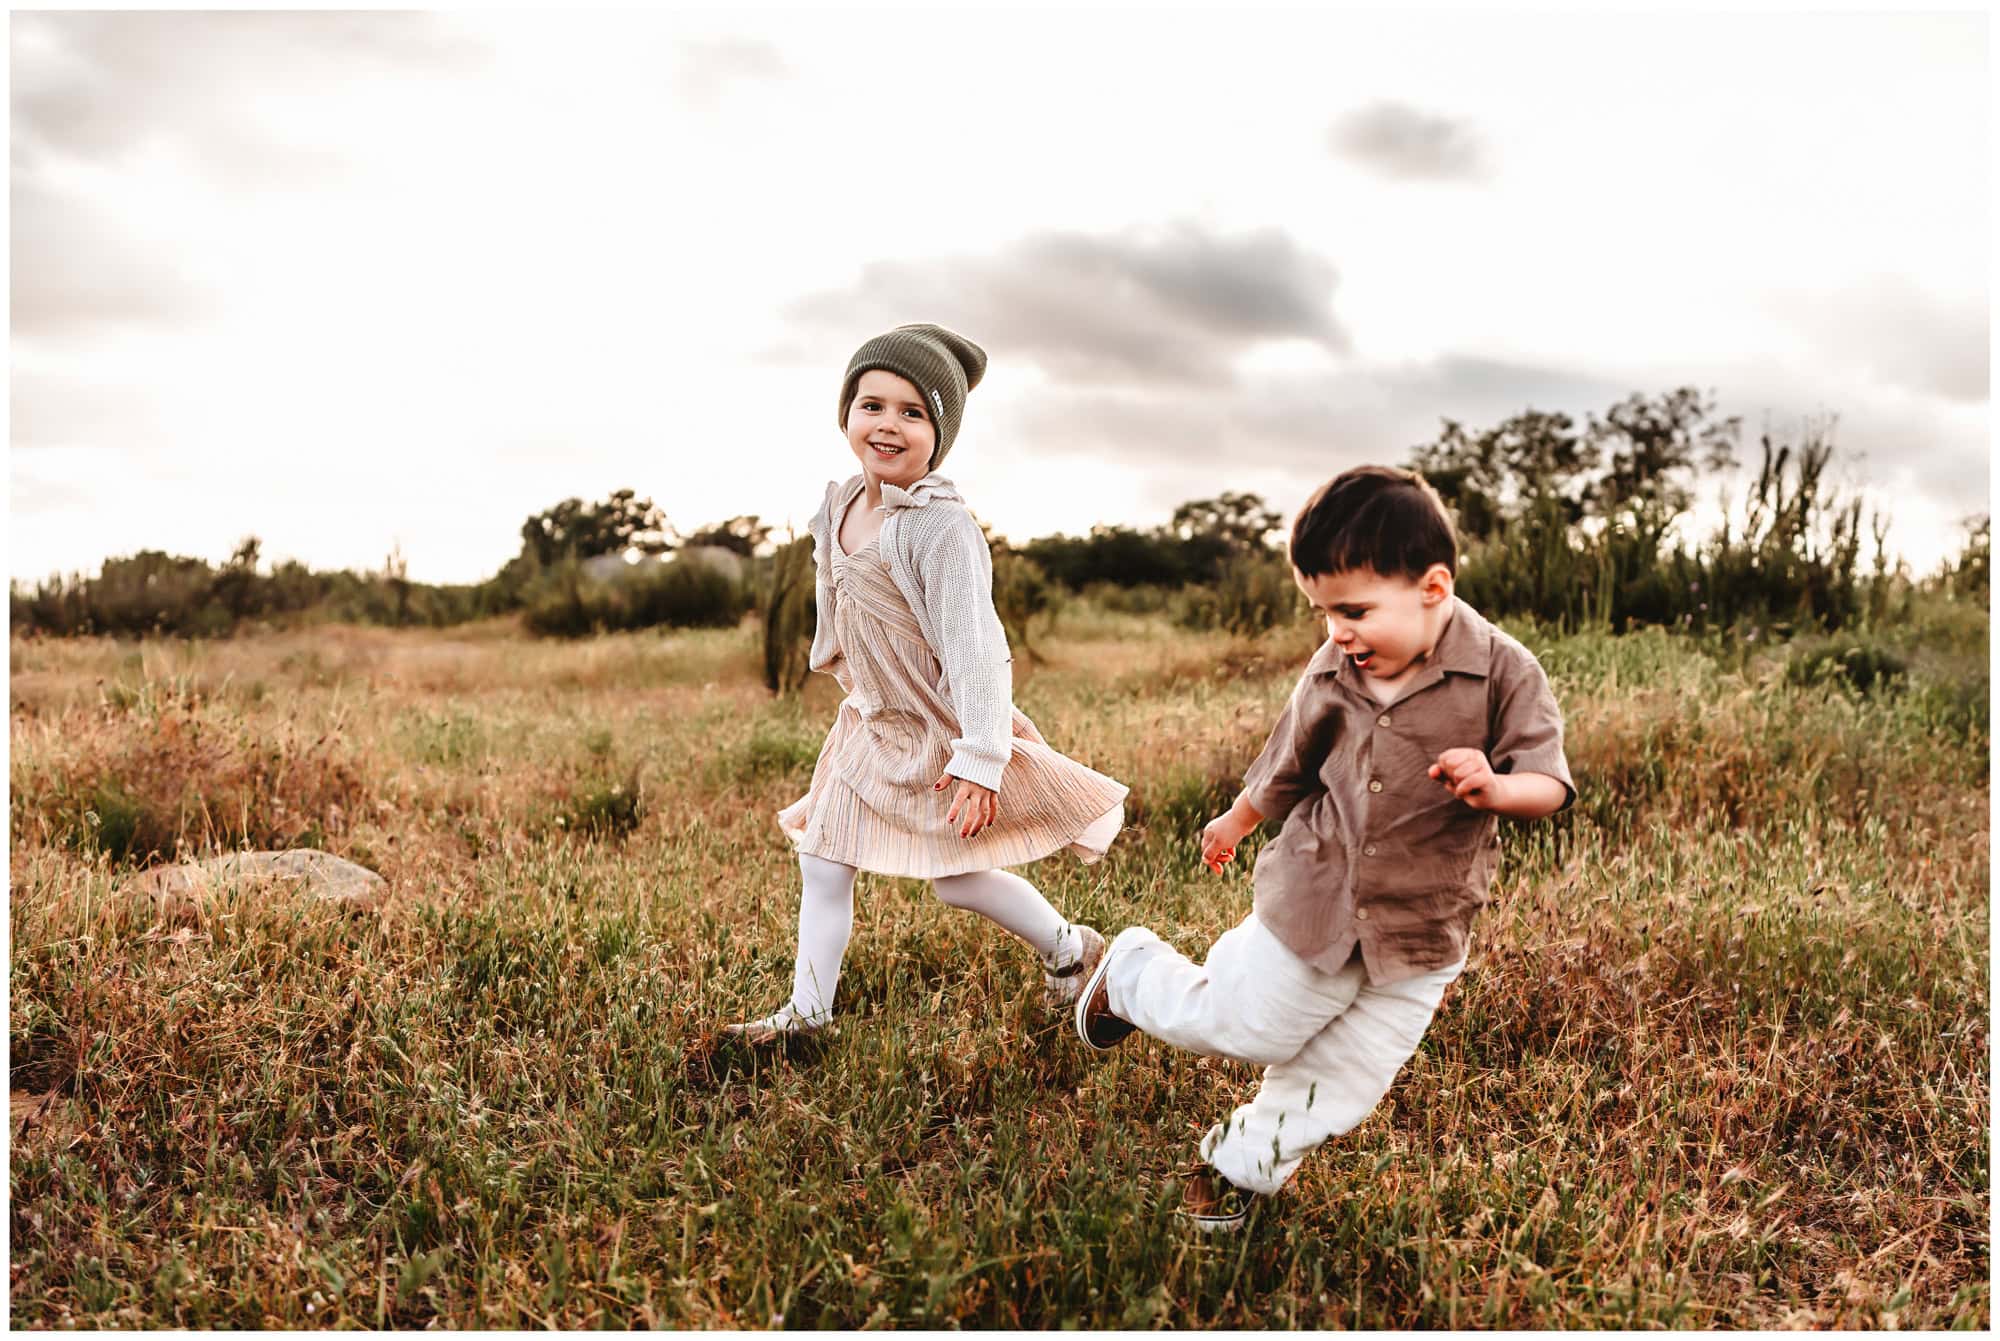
[{"x1": 1104, "y1": 913, "x2": 1465, "y2": 1196}]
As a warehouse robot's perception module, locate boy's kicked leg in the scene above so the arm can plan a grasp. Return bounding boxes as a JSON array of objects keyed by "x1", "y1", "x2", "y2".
[
  {"x1": 1200, "y1": 954, "x2": 1466, "y2": 1197},
  {"x1": 1101, "y1": 915, "x2": 1363, "y2": 1066}
]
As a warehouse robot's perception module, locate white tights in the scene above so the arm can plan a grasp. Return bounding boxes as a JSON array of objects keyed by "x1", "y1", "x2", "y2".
[{"x1": 786, "y1": 853, "x2": 1079, "y2": 1025}]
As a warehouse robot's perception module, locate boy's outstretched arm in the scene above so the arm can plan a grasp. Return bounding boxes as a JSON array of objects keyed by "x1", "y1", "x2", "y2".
[
  {"x1": 1199, "y1": 795, "x2": 1266, "y2": 873},
  {"x1": 1428, "y1": 749, "x2": 1568, "y2": 819}
]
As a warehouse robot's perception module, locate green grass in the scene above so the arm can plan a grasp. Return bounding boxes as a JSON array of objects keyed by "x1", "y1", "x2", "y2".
[{"x1": 9, "y1": 603, "x2": 1989, "y2": 1327}]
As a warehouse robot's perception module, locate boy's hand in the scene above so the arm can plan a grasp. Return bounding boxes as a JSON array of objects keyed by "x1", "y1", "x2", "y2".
[
  {"x1": 935, "y1": 772, "x2": 998, "y2": 838},
  {"x1": 1199, "y1": 800, "x2": 1263, "y2": 874},
  {"x1": 1429, "y1": 748, "x2": 1500, "y2": 810}
]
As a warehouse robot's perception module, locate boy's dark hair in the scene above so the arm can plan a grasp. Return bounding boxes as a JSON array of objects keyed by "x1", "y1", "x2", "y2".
[{"x1": 1289, "y1": 465, "x2": 1458, "y2": 580}]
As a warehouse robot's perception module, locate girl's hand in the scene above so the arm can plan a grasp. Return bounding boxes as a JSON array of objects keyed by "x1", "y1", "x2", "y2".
[{"x1": 934, "y1": 772, "x2": 998, "y2": 839}]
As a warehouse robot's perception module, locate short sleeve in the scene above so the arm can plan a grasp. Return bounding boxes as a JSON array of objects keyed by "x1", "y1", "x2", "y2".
[
  {"x1": 1487, "y1": 641, "x2": 1575, "y2": 810},
  {"x1": 1240, "y1": 672, "x2": 1337, "y2": 824}
]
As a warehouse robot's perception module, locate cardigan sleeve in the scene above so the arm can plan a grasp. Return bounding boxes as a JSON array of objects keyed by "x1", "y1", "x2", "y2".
[
  {"x1": 805, "y1": 481, "x2": 845, "y2": 682},
  {"x1": 916, "y1": 506, "x2": 1014, "y2": 791}
]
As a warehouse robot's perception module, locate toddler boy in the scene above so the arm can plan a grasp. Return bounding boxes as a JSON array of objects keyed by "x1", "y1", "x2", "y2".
[{"x1": 1075, "y1": 465, "x2": 1574, "y2": 1231}]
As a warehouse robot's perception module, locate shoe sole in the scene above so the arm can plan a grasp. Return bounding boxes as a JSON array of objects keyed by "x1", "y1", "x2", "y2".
[
  {"x1": 1182, "y1": 1207, "x2": 1250, "y2": 1233},
  {"x1": 1072, "y1": 937, "x2": 1135, "y2": 1052}
]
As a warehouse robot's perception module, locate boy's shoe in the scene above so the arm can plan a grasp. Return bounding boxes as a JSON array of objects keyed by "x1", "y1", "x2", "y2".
[
  {"x1": 722, "y1": 1004, "x2": 826, "y2": 1043},
  {"x1": 1073, "y1": 931, "x2": 1137, "y2": 1051},
  {"x1": 1041, "y1": 924, "x2": 1106, "y2": 1008},
  {"x1": 1177, "y1": 1166, "x2": 1260, "y2": 1234}
]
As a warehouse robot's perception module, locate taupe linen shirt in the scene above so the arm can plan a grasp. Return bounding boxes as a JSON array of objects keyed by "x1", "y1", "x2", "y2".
[{"x1": 1241, "y1": 597, "x2": 1574, "y2": 986}]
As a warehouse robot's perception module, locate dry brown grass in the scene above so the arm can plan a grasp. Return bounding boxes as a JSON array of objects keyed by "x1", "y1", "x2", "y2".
[{"x1": 8, "y1": 609, "x2": 1988, "y2": 1327}]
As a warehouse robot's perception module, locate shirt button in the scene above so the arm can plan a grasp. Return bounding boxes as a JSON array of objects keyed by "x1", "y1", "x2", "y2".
[
  {"x1": 1356, "y1": 908, "x2": 1370, "y2": 921},
  {"x1": 1364, "y1": 844, "x2": 1377, "y2": 857},
  {"x1": 1378, "y1": 715, "x2": 1392, "y2": 728},
  {"x1": 1368, "y1": 778, "x2": 1383, "y2": 793}
]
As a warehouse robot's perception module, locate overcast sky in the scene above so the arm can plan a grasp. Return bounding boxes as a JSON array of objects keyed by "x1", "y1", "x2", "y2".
[{"x1": 10, "y1": 8, "x2": 1991, "y2": 584}]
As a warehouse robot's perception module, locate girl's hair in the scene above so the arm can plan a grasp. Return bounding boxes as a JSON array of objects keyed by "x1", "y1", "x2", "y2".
[{"x1": 1290, "y1": 465, "x2": 1458, "y2": 580}]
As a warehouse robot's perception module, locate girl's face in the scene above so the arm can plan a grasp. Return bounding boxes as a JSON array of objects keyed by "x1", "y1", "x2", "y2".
[{"x1": 844, "y1": 369, "x2": 937, "y2": 490}]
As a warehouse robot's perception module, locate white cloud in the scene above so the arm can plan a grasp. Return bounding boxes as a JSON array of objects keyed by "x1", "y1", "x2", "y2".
[{"x1": 7, "y1": 9, "x2": 1987, "y2": 584}]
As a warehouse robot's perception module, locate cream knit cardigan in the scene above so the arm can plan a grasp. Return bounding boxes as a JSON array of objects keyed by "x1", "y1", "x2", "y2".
[{"x1": 806, "y1": 473, "x2": 1015, "y2": 792}]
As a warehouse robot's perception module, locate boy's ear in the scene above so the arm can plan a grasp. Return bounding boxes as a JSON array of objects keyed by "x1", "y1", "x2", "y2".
[{"x1": 1420, "y1": 563, "x2": 1455, "y2": 603}]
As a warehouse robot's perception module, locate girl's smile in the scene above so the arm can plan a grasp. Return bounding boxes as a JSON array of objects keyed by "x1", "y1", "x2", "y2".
[{"x1": 846, "y1": 368, "x2": 937, "y2": 492}]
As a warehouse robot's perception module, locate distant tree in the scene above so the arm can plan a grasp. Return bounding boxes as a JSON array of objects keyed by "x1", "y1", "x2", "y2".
[
  {"x1": 519, "y1": 489, "x2": 673, "y2": 567},
  {"x1": 680, "y1": 515, "x2": 772, "y2": 558},
  {"x1": 382, "y1": 543, "x2": 412, "y2": 627},
  {"x1": 1943, "y1": 514, "x2": 1990, "y2": 601},
  {"x1": 211, "y1": 535, "x2": 264, "y2": 621},
  {"x1": 1022, "y1": 525, "x2": 1196, "y2": 589},
  {"x1": 1409, "y1": 409, "x2": 1598, "y2": 542},
  {"x1": 1586, "y1": 388, "x2": 1740, "y2": 521},
  {"x1": 1169, "y1": 492, "x2": 1284, "y2": 553}
]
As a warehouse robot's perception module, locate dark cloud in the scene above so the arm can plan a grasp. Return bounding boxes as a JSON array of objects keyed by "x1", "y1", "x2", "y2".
[
  {"x1": 992, "y1": 355, "x2": 1628, "y2": 483},
  {"x1": 672, "y1": 38, "x2": 787, "y2": 103},
  {"x1": 785, "y1": 224, "x2": 1347, "y2": 385},
  {"x1": 1329, "y1": 102, "x2": 1489, "y2": 183}
]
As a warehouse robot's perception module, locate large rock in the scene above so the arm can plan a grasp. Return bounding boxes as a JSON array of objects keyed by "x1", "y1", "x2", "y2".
[
  {"x1": 580, "y1": 552, "x2": 666, "y2": 583},
  {"x1": 132, "y1": 849, "x2": 388, "y2": 917},
  {"x1": 675, "y1": 544, "x2": 746, "y2": 583}
]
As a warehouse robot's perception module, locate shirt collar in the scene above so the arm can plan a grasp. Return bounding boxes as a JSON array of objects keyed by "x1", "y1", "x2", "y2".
[{"x1": 1431, "y1": 596, "x2": 1494, "y2": 676}]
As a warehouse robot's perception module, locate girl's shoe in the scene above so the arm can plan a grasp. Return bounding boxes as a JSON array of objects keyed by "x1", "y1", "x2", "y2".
[
  {"x1": 722, "y1": 1005, "x2": 826, "y2": 1043},
  {"x1": 1177, "y1": 1167, "x2": 1259, "y2": 1233},
  {"x1": 1042, "y1": 925, "x2": 1106, "y2": 1008}
]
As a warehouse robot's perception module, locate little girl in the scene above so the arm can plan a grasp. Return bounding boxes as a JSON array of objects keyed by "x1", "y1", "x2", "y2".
[{"x1": 727, "y1": 324, "x2": 1128, "y2": 1041}]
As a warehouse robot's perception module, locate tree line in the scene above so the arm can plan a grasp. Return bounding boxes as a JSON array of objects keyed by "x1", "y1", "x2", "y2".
[{"x1": 11, "y1": 388, "x2": 1988, "y2": 642}]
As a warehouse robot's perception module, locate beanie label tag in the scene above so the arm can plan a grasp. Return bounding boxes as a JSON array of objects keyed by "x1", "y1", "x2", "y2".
[{"x1": 929, "y1": 389, "x2": 945, "y2": 420}]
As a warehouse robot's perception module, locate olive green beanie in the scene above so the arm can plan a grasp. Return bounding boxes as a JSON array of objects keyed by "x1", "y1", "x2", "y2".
[{"x1": 837, "y1": 323, "x2": 988, "y2": 470}]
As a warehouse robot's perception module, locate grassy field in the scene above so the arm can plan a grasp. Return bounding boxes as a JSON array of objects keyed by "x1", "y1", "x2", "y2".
[{"x1": 8, "y1": 599, "x2": 1990, "y2": 1328}]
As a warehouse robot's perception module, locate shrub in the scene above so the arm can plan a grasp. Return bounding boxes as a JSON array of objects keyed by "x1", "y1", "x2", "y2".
[
  {"x1": 556, "y1": 772, "x2": 645, "y2": 840},
  {"x1": 1173, "y1": 550, "x2": 1300, "y2": 636},
  {"x1": 711, "y1": 718, "x2": 824, "y2": 786},
  {"x1": 523, "y1": 560, "x2": 751, "y2": 638},
  {"x1": 762, "y1": 537, "x2": 815, "y2": 695},
  {"x1": 1785, "y1": 636, "x2": 1909, "y2": 696},
  {"x1": 991, "y1": 548, "x2": 1059, "y2": 663},
  {"x1": 17, "y1": 704, "x2": 371, "y2": 865}
]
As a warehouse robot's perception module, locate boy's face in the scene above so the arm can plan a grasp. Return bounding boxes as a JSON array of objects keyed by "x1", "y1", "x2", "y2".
[
  {"x1": 844, "y1": 369, "x2": 937, "y2": 490},
  {"x1": 1294, "y1": 563, "x2": 1455, "y2": 681}
]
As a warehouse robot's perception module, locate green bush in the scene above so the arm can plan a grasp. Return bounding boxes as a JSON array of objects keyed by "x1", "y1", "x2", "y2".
[
  {"x1": 557, "y1": 773, "x2": 645, "y2": 840},
  {"x1": 1784, "y1": 635, "x2": 1910, "y2": 695},
  {"x1": 762, "y1": 537, "x2": 815, "y2": 695},
  {"x1": 991, "y1": 548, "x2": 1059, "y2": 663},
  {"x1": 711, "y1": 718, "x2": 824, "y2": 786},
  {"x1": 1174, "y1": 550, "x2": 1299, "y2": 636},
  {"x1": 523, "y1": 560, "x2": 751, "y2": 638}
]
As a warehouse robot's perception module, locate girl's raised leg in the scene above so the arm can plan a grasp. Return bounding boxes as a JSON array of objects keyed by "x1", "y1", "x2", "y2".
[{"x1": 930, "y1": 868, "x2": 1102, "y2": 1003}]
